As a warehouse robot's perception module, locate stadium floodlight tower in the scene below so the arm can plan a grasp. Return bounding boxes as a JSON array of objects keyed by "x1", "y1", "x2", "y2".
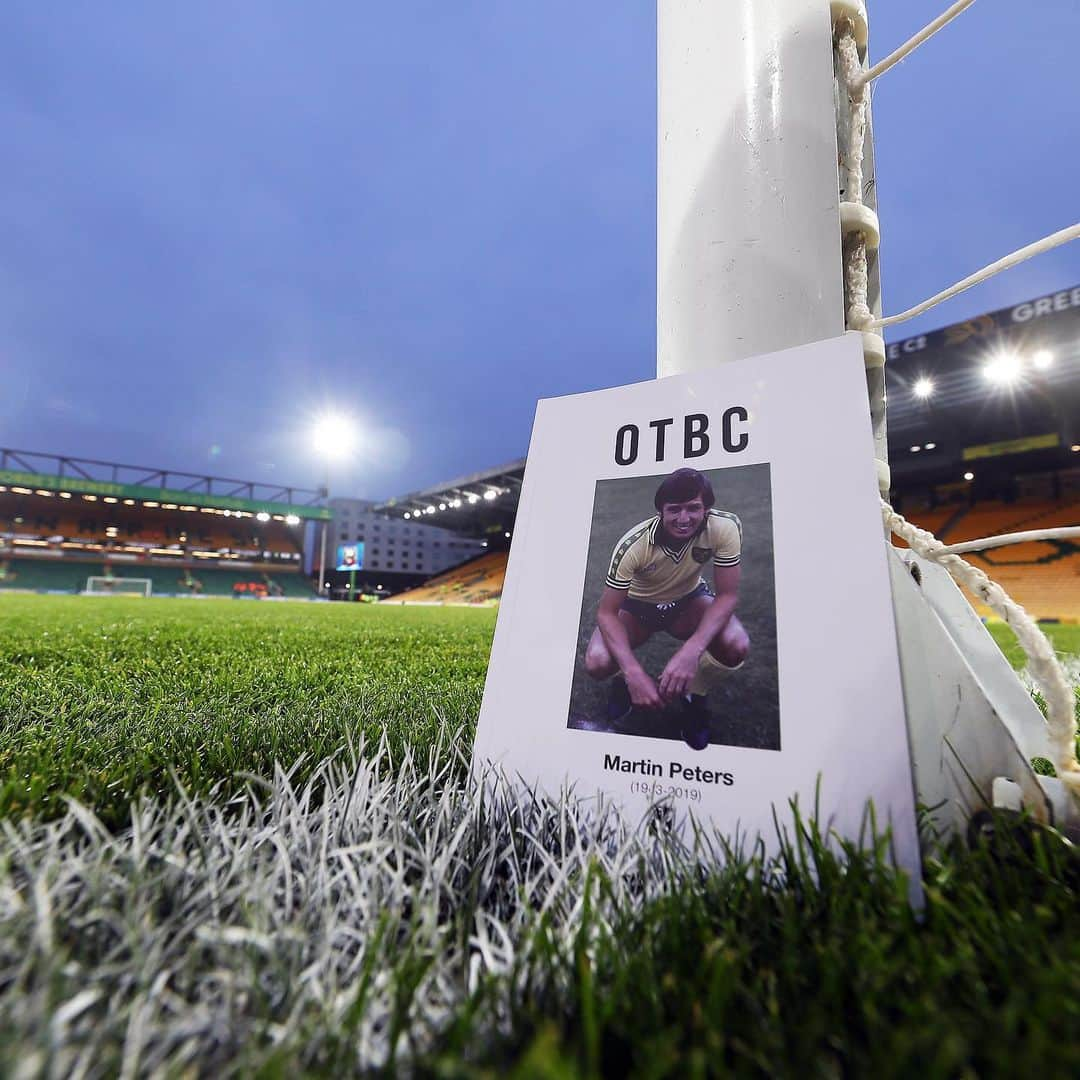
[
  {"x1": 311, "y1": 412, "x2": 357, "y2": 598},
  {"x1": 658, "y1": 0, "x2": 1078, "y2": 841}
]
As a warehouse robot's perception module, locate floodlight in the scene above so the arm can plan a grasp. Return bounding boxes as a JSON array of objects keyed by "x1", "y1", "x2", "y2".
[
  {"x1": 963, "y1": 472, "x2": 974, "y2": 481},
  {"x1": 467, "y1": 494, "x2": 479, "y2": 504},
  {"x1": 311, "y1": 412, "x2": 357, "y2": 461},
  {"x1": 983, "y1": 351, "x2": 1022, "y2": 385},
  {"x1": 1032, "y1": 349, "x2": 1054, "y2": 370},
  {"x1": 451, "y1": 499, "x2": 461, "y2": 508},
  {"x1": 483, "y1": 490, "x2": 497, "y2": 501},
  {"x1": 439, "y1": 503, "x2": 447, "y2": 511},
  {"x1": 426, "y1": 506, "x2": 436, "y2": 515},
  {"x1": 1072, "y1": 445, "x2": 1080, "y2": 453},
  {"x1": 913, "y1": 377, "x2": 934, "y2": 399},
  {"x1": 504, "y1": 531, "x2": 511, "y2": 538},
  {"x1": 285, "y1": 515, "x2": 300, "y2": 525},
  {"x1": 256, "y1": 512, "x2": 271, "y2": 522},
  {"x1": 403, "y1": 512, "x2": 411, "y2": 519},
  {"x1": 924, "y1": 443, "x2": 936, "y2": 450},
  {"x1": 909, "y1": 446, "x2": 921, "y2": 453}
]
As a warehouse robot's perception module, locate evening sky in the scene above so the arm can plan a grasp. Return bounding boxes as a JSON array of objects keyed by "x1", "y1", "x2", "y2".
[{"x1": 2, "y1": 2, "x2": 1076, "y2": 498}]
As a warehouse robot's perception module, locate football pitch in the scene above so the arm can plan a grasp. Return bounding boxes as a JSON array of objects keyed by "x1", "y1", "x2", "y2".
[
  {"x1": 0, "y1": 595, "x2": 495, "y2": 824},
  {"x1": 0, "y1": 595, "x2": 1078, "y2": 1075}
]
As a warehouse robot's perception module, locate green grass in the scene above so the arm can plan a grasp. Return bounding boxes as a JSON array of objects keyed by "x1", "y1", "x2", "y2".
[
  {"x1": 444, "y1": 815, "x2": 1080, "y2": 1078},
  {"x1": 988, "y1": 621, "x2": 1080, "y2": 671},
  {"x1": 1, "y1": 595, "x2": 1079, "y2": 1075},
  {"x1": 2, "y1": 599, "x2": 1072, "y2": 827},
  {"x1": 0, "y1": 595, "x2": 494, "y2": 824}
]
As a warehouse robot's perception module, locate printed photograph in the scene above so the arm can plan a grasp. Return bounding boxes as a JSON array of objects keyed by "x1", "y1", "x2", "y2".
[{"x1": 567, "y1": 464, "x2": 779, "y2": 751}]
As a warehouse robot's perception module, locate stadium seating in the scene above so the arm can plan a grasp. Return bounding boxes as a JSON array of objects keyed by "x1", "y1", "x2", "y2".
[
  {"x1": 899, "y1": 497, "x2": 1080, "y2": 621},
  {"x1": 0, "y1": 558, "x2": 309, "y2": 598},
  {"x1": 889, "y1": 505, "x2": 956, "y2": 549},
  {"x1": 966, "y1": 560, "x2": 1080, "y2": 622},
  {"x1": 2, "y1": 511, "x2": 301, "y2": 556},
  {"x1": 0, "y1": 558, "x2": 88, "y2": 593},
  {"x1": 391, "y1": 551, "x2": 508, "y2": 604}
]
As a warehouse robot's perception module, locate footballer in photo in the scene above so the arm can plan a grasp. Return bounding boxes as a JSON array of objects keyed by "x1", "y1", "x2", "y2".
[{"x1": 568, "y1": 465, "x2": 780, "y2": 751}]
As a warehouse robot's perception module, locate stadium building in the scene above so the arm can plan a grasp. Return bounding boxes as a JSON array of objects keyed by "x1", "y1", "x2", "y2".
[
  {"x1": 378, "y1": 285, "x2": 1080, "y2": 619},
  {"x1": 3, "y1": 286, "x2": 1077, "y2": 615},
  {"x1": 0, "y1": 451, "x2": 324, "y2": 598},
  {"x1": 319, "y1": 497, "x2": 486, "y2": 597},
  {"x1": 372, "y1": 461, "x2": 524, "y2": 604}
]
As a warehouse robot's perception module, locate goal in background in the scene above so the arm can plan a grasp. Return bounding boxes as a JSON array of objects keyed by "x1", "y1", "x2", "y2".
[{"x1": 85, "y1": 576, "x2": 152, "y2": 598}]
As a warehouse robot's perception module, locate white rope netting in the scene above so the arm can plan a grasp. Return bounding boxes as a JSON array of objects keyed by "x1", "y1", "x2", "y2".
[
  {"x1": 851, "y1": 0, "x2": 978, "y2": 92},
  {"x1": 884, "y1": 504, "x2": 1080, "y2": 793},
  {"x1": 832, "y1": 2, "x2": 1080, "y2": 790}
]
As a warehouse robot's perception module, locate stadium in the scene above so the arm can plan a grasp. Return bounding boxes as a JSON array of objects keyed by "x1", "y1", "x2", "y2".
[
  {"x1": 14, "y1": 287, "x2": 1075, "y2": 616},
  {"x1": 2, "y1": 3, "x2": 1080, "y2": 1077},
  {"x1": 4, "y1": 282, "x2": 1078, "y2": 616},
  {"x1": 3, "y1": 284, "x2": 1078, "y2": 1073}
]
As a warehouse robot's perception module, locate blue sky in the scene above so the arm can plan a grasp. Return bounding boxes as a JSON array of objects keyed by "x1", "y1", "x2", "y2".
[{"x1": 1, "y1": 2, "x2": 1076, "y2": 499}]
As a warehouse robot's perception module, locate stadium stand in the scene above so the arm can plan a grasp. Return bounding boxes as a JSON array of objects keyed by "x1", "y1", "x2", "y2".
[
  {"x1": 0, "y1": 450, "x2": 325, "y2": 600},
  {"x1": 0, "y1": 558, "x2": 88, "y2": 593},
  {"x1": 897, "y1": 496, "x2": 1080, "y2": 621},
  {"x1": 0, "y1": 557, "x2": 304, "y2": 598},
  {"x1": 5, "y1": 510, "x2": 300, "y2": 556},
  {"x1": 390, "y1": 551, "x2": 508, "y2": 605},
  {"x1": 888, "y1": 504, "x2": 957, "y2": 545},
  {"x1": 878, "y1": 285, "x2": 1080, "y2": 623},
  {"x1": 970, "y1": 560, "x2": 1080, "y2": 622}
]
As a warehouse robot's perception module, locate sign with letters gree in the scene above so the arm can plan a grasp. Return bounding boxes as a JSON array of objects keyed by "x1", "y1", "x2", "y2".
[{"x1": 473, "y1": 334, "x2": 918, "y2": 875}]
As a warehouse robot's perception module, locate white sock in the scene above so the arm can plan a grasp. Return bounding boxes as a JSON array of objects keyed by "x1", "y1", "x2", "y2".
[{"x1": 689, "y1": 650, "x2": 743, "y2": 696}]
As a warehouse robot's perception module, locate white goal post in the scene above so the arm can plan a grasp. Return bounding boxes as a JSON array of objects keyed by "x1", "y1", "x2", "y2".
[
  {"x1": 656, "y1": 0, "x2": 1079, "y2": 840},
  {"x1": 85, "y1": 576, "x2": 152, "y2": 597}
]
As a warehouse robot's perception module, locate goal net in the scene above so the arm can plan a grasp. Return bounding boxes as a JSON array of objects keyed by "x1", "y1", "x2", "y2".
[{"x1": 85, "y1": 576, "x2": 152, "y2": 597}]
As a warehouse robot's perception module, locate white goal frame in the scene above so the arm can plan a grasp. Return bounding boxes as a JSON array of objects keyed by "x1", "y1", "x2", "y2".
[
  {"x1": 657, "y1": 0, "x2": 1078, "y2": 841},
  {"x1": 85, "y1": 576, "x2": 153, "y2": 597}
]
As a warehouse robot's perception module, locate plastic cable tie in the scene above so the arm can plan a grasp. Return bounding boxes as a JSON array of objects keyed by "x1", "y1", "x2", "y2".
[
  {"x1": 840, "y1": 202, "x2": 880, "y2": 249},
  {"x1": 875, "y1": 458, "x2": 891, "y2": 493},
  {"x1": 861, "y1": 332, "x2": 886, "y2": 369},
  {"x1": 830, "y1": 0, "x2": 868, "y2": 53}
]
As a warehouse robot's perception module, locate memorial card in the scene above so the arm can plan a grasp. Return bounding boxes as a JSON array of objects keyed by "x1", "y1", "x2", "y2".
[{"x1": 474, "y1": 334, "x2": 919, "y2": 874}]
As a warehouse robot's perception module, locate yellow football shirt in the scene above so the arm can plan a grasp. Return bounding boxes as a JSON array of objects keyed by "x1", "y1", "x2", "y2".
[{"x1": 605, "y1": 509, "x2": 741, "y2": 603}]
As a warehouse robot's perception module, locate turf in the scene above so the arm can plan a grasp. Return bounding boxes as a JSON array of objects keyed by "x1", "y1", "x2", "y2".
[
  {"x1": 0, "y1": 595, "x2": 494, "y2": 824},
  {"x1": 1, "y1": 595, "x2": 1079, "y2": 1075},
  {"x1": 988, "y1": 622, "x2": 1080, "y2": 671},
  {"x1": 1, "y1": 750, "x2": 1078, "y2": 1077}
]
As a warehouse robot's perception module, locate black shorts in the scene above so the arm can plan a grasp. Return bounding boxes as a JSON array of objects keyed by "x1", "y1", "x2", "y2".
[{"x1": 622, "y1": 580, "x2": 713, "y2": 633}]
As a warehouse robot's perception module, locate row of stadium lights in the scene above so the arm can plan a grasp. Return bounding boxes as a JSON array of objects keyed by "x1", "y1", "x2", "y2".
[
  {"x1": 401, "y1": 489, "x2": 501, "y2": 519},
  {"x1": 910, "y1": 442, "x2": 1080, "y2": 455},
  {"x1": 911, "y1": 348, "x2": 1056, "y2": 400},
  {"x1": 908, "y1": 346, "x2": 1078, "y2": 481},
  {"x1": 0, "y1": 486, "x2": 303, "y2": 525},
  {"x1": 14, "y1": 542, "x2": 296, "y2": 564}
]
